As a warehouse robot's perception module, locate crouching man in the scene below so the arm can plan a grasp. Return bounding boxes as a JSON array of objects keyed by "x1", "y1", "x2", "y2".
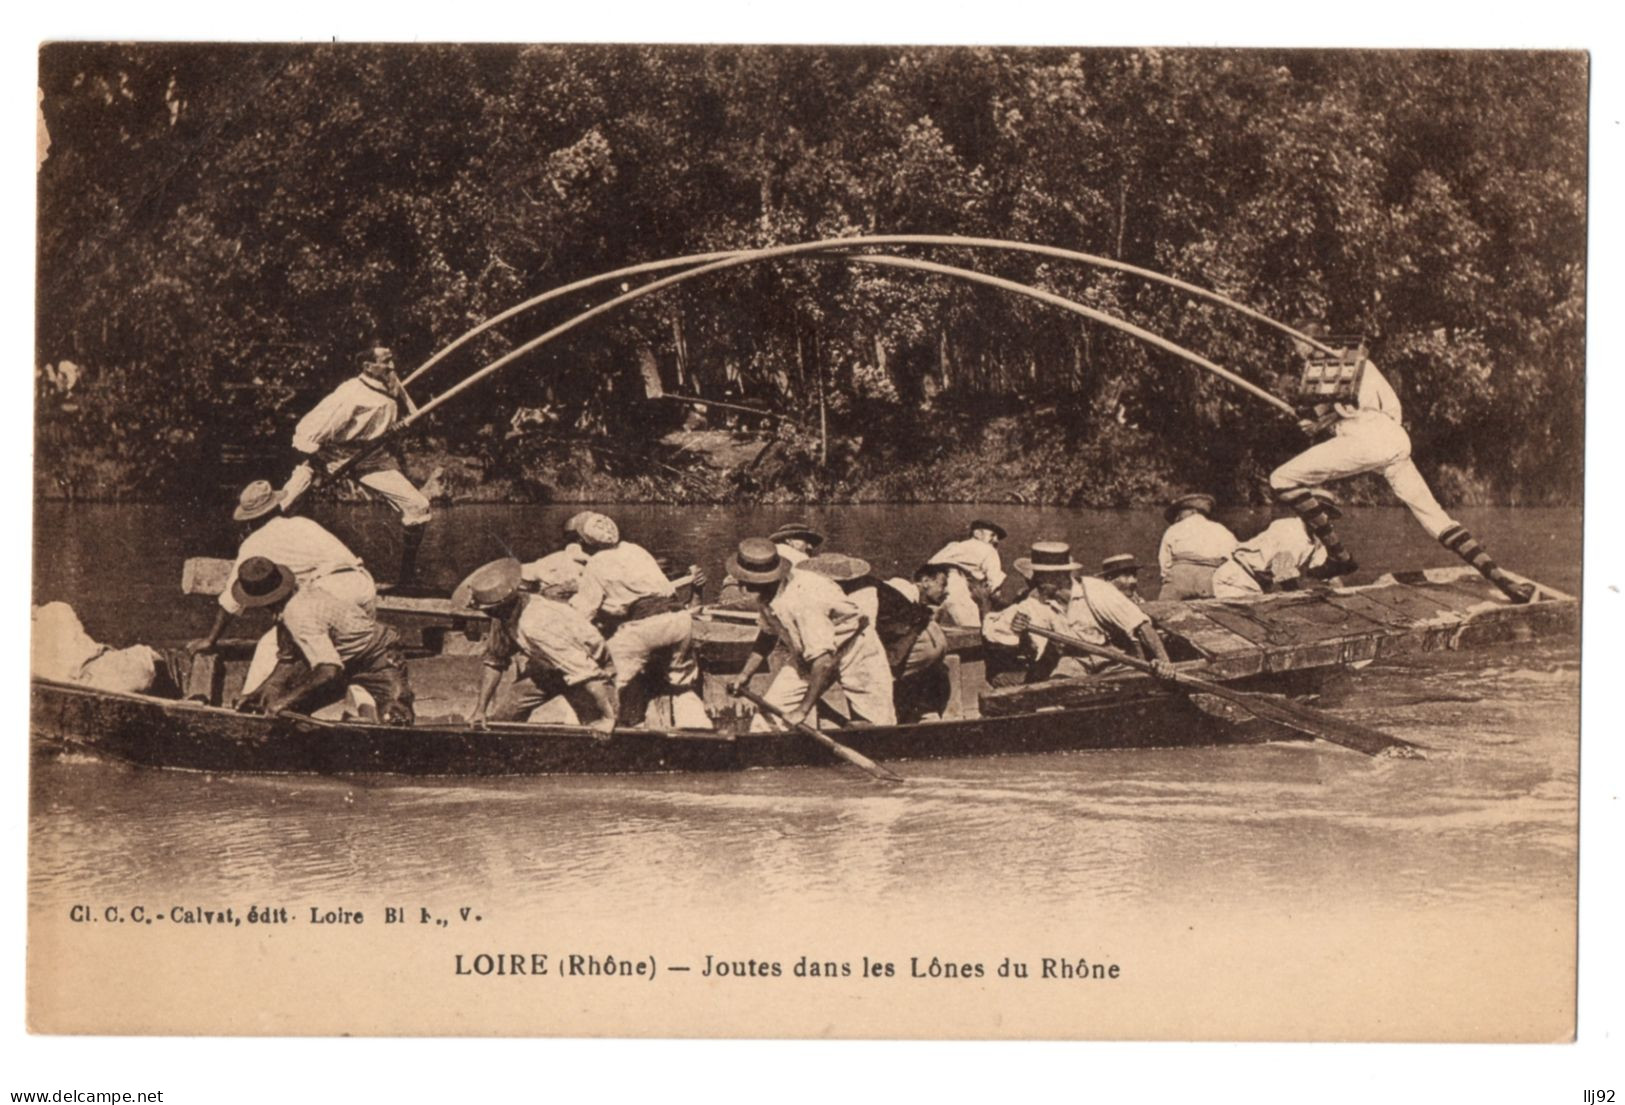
[
  {"x1": 458, "y1": 558, "x2": 617, "y2": 738},
  {"x1": 232, "y1": 557, "x2": 414, "y2": 723},
  {"x1": 723, "y1": 538, "x2": 896, "y2": 730}
]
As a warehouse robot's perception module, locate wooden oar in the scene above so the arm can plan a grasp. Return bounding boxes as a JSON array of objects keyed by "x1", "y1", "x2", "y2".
[
  {"x1": 1027, "y1": 627, "x2": 1422, "y2": 759},
  {"x1": 735, "y1": 688, "x2": 904, "y2": 784}
]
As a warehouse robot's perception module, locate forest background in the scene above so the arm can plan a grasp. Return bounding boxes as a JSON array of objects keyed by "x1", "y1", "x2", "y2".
[{"x1": 34, "y1": 44, "x2": 1587, "y2": 507}]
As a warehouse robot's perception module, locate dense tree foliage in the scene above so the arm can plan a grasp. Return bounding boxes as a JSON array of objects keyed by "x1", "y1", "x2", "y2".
[{"x1": 36, "y1": 45, "x2": 1586, "y2": 504}]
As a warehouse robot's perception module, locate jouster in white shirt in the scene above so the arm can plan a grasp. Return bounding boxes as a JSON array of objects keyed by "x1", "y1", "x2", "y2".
[
  {"x1": 766, "y1": 570, "x2": 870, "y2": 662},
  {"x1": 1232, "y1": 519, "x2": 1328, "y2": 580},
  {"x1": 569, "y1": 542, "x2": 675, "y2": 621},
  {"x1": 292, "y1": 376, "x2": 399, "y2": 454},
  {"x1": 928, "y1": 537, "x2": 1007, "y2": 590},
  {"x1": 1158, "y1": 514, "x2": 1239, "y2": 580},
  {"x1": 982, "y1": 590, "x2": 1070, "y2": 659},
  {"x1": 219, "y1": 516, "x2": 366, "y2": 615}
]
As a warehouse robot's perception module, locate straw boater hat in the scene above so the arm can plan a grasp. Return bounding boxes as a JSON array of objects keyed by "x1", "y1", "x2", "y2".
[
  {"x1": 969, "y1": 518, "x2": 1008, "y2": 540},
  {"x1": 1164, "y1": 493, "x2": 1216, "y2": 524},
  {"x1": 798, "y1": 553, "x2": 872, "y2": 583},
  {"x1": 726, "y1": 537, "x2": 791, "y2": 586},
  {"x1": 231, "y1": 556, "x2": 296, "y2": 610},
  {"x1": 233, "y1": 480, "x2": 286, "y2": 522},
  {"x1": 769, "y1": 521, "x2": 825, "y2": 548},
  {"x1": 451, "y1": 558, "x2": 523, "y2": 613},
  {"x1": 1013, "y1": 540, "x2": 1083, "y2": 580},
  {"x1": 574, "y1": 512, "x2": 620, "y2": 548},
  {"x1": 1101, "y1": 554, "x2": 1139, "y2": 580}
]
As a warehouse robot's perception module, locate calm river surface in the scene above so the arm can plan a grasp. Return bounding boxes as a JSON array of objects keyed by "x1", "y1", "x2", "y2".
[{"x1": 31, "y1": 503, "x2": 1580, "y2": 930}]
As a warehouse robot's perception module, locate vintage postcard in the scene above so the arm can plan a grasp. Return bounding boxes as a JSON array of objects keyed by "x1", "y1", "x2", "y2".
[{"x1": 27, "y1": 42, "x2": 1586, "y2": 1045}]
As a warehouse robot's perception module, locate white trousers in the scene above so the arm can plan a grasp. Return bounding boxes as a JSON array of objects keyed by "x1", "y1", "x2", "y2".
[
  {"x1": 1269, "y1": 413, "x2": 1456, "y2": 539},
  {"x1": 750, "y1": 629, "x2": 896, "y2": 730},
  {"x1": 282, "y1": 459, "x2": 432, "y2": 526},
  {"x1": 605, "y1": 610, "x2": 697, "y2": 689},
  {"x1": 240, "y1": 569, "x2": 379, "y2": 695}
]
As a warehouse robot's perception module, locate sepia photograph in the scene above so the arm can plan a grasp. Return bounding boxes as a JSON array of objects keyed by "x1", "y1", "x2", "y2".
[{"x1": 20, "y1": 26, "x2": 1603, "y2": 1079}]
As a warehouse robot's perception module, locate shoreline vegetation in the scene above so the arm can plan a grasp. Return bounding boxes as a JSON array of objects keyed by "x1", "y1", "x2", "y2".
[{"x1": 36, "y1": 46, "x2": 1585, "y2": 510}]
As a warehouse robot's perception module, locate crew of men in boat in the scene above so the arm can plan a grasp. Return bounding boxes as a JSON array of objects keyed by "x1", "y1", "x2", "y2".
[{"x1": 36, "y1": 333, "x2": 1538, "y2": 726}]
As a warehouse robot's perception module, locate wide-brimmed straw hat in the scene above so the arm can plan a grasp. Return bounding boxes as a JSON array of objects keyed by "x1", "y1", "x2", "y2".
[
  {"x1": 798, "y1": 553, "x2": 872, "y2": 583},
  {"x1": 1164, "y1": 493, "x2": 1216, "y2": 523},
  {"x1": 451, "y1": 558, "x2": 523, "y2": 612},
  {"x1": 727, "y1": 537, "x2": 790, "y2": 585},
  {"x1": 231, "y1": 556, "x2": 296, "y2": 609},
  {"x1": 1013, "y1": 540, "x2": 1083, "y2": 579},
  {"x1": 574, "y1": 512, "x2": 620, "y2": 548},
  {"x1": 969, "y1": 518, "x2": 1008, "y2": 540},
  {"x1": 1101, "y1": 554, "x2": 1139, "y2": 579},
  {"x1": 769, "y1": 521, "x2": 825, "y2": 547},
  {"x1": 233, "y1": 480, "x2": 286, "y2": 522}
]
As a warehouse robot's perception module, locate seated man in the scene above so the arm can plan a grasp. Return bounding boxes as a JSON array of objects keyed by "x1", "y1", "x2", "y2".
[
  {"x1": 569, "y1": 513, "x2": 705, "y2": 725},
  {"x1": 927, "y1": 519, "x2": 1009, "y2": 626},
  {"x1": 1100, "y1": 554, "x2": 1144, "y2": 604},
  {"x1": 724, "y1": 538, "x2": 896, "y2": 730},
  {"x1": 769, "y1": 521, "x2": 824, "y2": 566},
  {"x1": 458, "y1": 558, "x2": 617, "y2": 736},
  {"x1": 232, "y1": 557, "x2": 414, "y2": 723},
  {"x1": 1211, "y1": 500, "x2": 1335, "y2": 599},
  {"x1": 804, "y1": 554, "x2": 950, "y2": 722},
  {"x1": 1157, "y1": 493, "x2": 1237, "y2": 600}
]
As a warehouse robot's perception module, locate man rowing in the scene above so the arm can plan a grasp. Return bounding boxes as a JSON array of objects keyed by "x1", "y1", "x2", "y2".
[
  {"x1": 984, "y1": 542, "x2": 1175, "y2": 686},
  {"x1": 279, "y1": 345, "x2": 433, "y2": 585},
  {"x1": 232, "y1": 556, "x2": 414, "y2": 722},
  {"x1": 1210, "y1": 502, "x2": 1332, "y2": 599},
  {"x1": 189, "y1": 480, "x2": 378, "y2": 697},
  {"x1": 1156, "y1": 493, "x2": 1237, "y2": 600},
  {"x1": 1270, "y1": 331, "x2": 1535, "y2": 603},
  {"x1": 804, "y1": 553, "x2": 951, "y2": 722},
  {"x1": 927, "y1": 518, "x2": 1009, "y2": 626},
  {"x1": 568, "y1": 512, "x2": 705, "y2": 724},
  {"x1": 724, "y1": 538, "x2": 896, "y2": 730},
  {"x1": 458, "y1": 558, "x2": 617, "y2": 735}
]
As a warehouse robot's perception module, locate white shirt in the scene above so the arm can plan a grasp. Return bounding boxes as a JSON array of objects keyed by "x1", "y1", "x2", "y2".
[
  {"x1": 765, "y1": 570, "x2": 869, "y2": 662},
  {"x1": 486, "y1": 594, "x2": 612, "y2": 686},
  {"x1": 1232, "y1": 519, "x2": 1328, "y2": 583},
  {"x1": 278, "y1": 587, "x2": 383, "y2": 669},
  {"x1": 292, "y1": 376, "x2": 399, "y2": 454},
  {"x1": 522, "y1": 543, "x2": 590, "y2": 591},
  {"x1": 1349, "y1": 359, "x2": 1403, "y2": 421},
  {"x1": 570, "y1": 541, "x2": 675, "y2": 621},
  {"x1": 775, "y1": 542, "x2": 809, "y2": 565},
  {"x1": 982, "y1": 589, "x2": 1070, "y2": 660},
  {"x1": 1158, "y1": 515, "x2": 1240, "y2": 579},
  {"x1": 220, "y1": 516, "x2": 365, "y2": 615},
  {"x1": 1065, "y1": 576, "x2": 1151, "y2": 647},
  {"x1": 929, "y1": 536, "x2": 1006, "y2": 591}
]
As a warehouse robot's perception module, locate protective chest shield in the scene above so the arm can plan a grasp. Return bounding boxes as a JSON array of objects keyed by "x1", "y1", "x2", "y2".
[{"x1": 1295, "y1": 336, "x2": 1368, "y2": 414}]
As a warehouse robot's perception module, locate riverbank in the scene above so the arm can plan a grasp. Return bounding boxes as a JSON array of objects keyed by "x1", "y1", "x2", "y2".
[{"x1": 33, "y1": 408, "x2": 1577, "y2": 509}]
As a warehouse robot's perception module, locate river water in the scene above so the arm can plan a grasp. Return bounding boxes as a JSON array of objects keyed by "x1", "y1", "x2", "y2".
[{"x1": 30, "y1": 503, "x2": 1579, "y2": 934}]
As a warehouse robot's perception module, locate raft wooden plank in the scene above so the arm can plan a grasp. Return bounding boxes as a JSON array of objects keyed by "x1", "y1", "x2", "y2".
[
  {"x1": 979, "y1": 672, "x2": 1160, "y2": 718},
  {"x1": 1146, "y1": 605, "x2": 1264, "y2": 678}
]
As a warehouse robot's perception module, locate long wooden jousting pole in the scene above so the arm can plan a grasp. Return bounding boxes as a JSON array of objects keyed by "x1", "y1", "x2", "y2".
[
  {"x1": 396, "y1": 234, "x2": 1335, "y2": 393},
  {"x1": 333, "y1": 243, "x2": 1300, "y2": 481}
]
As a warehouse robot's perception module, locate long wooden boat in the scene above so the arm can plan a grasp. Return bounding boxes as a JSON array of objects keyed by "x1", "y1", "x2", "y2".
[{"x1": 30, "y1": 566, "x2": 1576, "y2": 777}]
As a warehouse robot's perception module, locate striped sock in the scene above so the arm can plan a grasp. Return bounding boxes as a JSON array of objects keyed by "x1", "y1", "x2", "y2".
[
  {"x1": 1440, "y1": 525, "x2": 1535, "y2": 601},
  {"x1": 1279, "y1": 488, "x2": 1355, "y2": 568}
]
